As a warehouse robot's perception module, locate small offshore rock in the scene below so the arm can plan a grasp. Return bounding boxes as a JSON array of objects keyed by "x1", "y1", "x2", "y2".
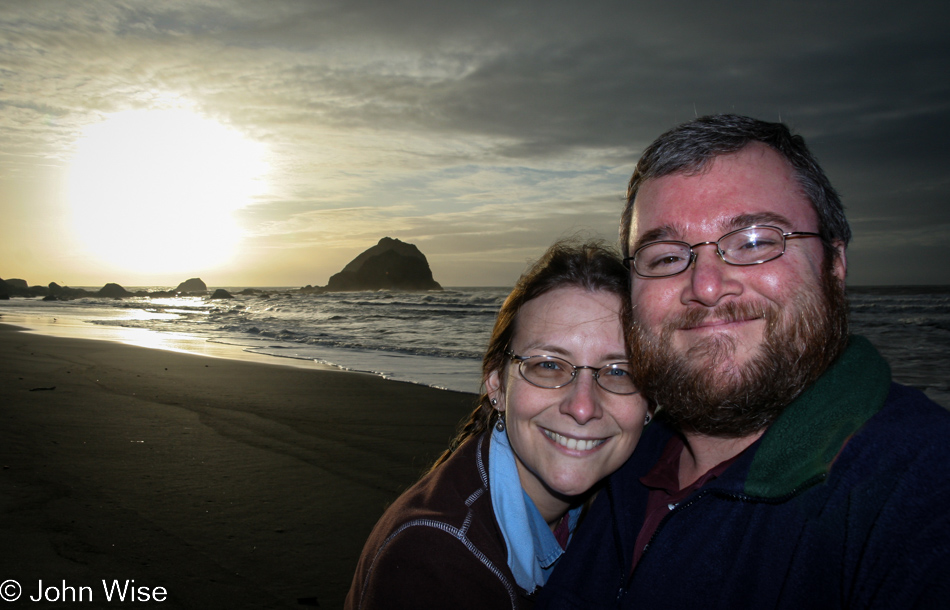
[
  {"x1": 175, "y1": 278, "x2": 208, "y2": 294},
  {"x1": 98, "y1": 283, "x2": 132, "y2": 298}
]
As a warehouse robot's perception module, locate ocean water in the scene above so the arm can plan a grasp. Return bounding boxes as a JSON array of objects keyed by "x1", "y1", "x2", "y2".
[
  {"x1": 1, "y1": 286, "x2": 948, "y2": 407},
  {"x1": 848, "y1": 286, "x2": 950, "y2": 408},
  {"x1": 0, "y1": 288, "x2": 507, "y2": 394}
]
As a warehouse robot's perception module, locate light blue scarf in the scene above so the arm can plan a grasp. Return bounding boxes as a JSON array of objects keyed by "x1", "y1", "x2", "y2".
[{"x1": 489, "y1": 427, "x2": 583, "y2": 593}]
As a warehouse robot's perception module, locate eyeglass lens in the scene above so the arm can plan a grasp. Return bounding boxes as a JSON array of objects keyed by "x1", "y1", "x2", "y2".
[
  {"x1": 518, "y1": 355, "x2": 637, "y2": 395},
  {"x1": 634, "y1": 225, "x2": 786, "y2": 277}
]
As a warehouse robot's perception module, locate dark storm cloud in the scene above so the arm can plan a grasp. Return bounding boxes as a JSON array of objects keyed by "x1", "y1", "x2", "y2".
[{"x1": 223, "y1": 1, "x2": 950, "y2": 166}]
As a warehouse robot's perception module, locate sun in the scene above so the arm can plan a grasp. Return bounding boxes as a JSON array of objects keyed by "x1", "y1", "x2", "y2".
[{"x1": 66, "y1": 109, "x2": 269, "y2": 277}]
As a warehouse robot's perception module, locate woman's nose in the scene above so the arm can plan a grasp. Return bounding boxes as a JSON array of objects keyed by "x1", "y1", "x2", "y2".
[{"x1": 559, "y1": 369, "x2": 602, "y2": 424}]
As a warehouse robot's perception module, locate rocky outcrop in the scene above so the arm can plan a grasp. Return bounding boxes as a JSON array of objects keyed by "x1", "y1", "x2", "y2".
[
  {"x1": 0, "y1": 278, "x2": 50, "y2": 298},
  {"x1": 175, "y1": 278, "x2": 207, "y2": 294},
  {"x1": 0, "y1": 276, "x2": 217, "y2": 299},
  {"x1": 46, "y1": 282, "x2": 68, "y2": 300},
  {"x1": 210, "y1": 289, "x2": 233, "y2": 299},
  {"x1": 325, "y1": 237, "x2": 442, "y2": 292},
  {"x1": 48, "y1": 282, "x2": 91, "y2": 300},
  {"x1": 98, "y1": 283, "x2": 132, "y2": 299}
]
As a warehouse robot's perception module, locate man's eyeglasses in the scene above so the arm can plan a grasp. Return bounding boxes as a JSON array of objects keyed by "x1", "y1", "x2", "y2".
[
  {"x1": 506, "y1": 351, "x2": 638, "y2": 395},
  {"x1": 623, "y1": 224, "x2": 821, "y2": 278}
]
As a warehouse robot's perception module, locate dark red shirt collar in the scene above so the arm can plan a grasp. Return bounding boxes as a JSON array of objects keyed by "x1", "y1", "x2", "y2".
[{"x1": 631, "y1": 434, "x2": 743, "y2": 571}]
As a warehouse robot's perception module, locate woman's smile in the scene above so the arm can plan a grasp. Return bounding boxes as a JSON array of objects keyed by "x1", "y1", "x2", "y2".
[{"x1": 541, "y1": 427, "x2": 608, "y2": 452}]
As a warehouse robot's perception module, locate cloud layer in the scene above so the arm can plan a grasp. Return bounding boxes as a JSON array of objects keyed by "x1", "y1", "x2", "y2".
[{"x1": 2, "y1": 0, "x2": 948, "y2": 286}]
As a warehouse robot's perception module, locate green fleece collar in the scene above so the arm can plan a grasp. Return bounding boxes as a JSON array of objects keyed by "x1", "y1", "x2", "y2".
[{"x1": 743, "y1": 335, "x2": 892, "y2": 497}]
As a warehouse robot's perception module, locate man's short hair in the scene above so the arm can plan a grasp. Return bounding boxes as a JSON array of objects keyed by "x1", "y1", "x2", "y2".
[{"x1": 621, "y1": 114, "x2": 851, "y2": 262}]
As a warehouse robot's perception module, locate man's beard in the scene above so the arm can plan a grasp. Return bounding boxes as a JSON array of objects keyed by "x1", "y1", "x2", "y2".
[{"x1": 628, "y1": 261, "x2": 850, "y2": 438}]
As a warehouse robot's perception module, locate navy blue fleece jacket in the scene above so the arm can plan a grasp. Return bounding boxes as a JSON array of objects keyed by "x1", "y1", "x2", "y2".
[{"x1": 537, "y1": 336, "x2": 950, "y2": 609}]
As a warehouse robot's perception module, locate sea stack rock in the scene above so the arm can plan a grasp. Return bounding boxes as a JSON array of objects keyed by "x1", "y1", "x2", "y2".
[
  {"x1": 210, "y1": 289, "x2": 233, "y2": 299},
  {"x1": 48, "y1": 282, "x2": 69, "y2": 300},
  {"x1": 326, "y1": 237, "x2": 442, "y2": 292},
  {"x1": 175, "y1": 278, "x2": 207, "y2": 294},
  {"x1": 3, "y1": 278, "x2": 29, "y2": 296},
  {"x1": 98, "y1": 283, "x2": 132, "y2": 298},
  {"x1": 2, "y1": 279, "x2": 45, "y2": 298},
  {"x1": 47, "y1": 282, "x2": 88, "y2": 300}
]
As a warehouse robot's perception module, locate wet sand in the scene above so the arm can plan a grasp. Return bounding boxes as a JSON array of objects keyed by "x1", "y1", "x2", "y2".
[{"x1": 0, "y1": 323, "x2": 476, "y2": 608}]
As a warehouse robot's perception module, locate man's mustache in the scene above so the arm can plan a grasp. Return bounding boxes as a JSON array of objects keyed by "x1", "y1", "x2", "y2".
[{"x1": 659, "y1": 300, "x2": 776, "y2": 333}]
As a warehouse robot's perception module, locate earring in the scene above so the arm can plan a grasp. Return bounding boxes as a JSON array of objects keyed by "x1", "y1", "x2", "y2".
[
  {"x1": 644, "y1": 413, "x2": 652, "y2": 426},
  {"x1": 490, "y1": 398, "x2": 498, "y2": 406},
  {"x1": 495, "y1": 417, "x2": 505, "y2": 432}
]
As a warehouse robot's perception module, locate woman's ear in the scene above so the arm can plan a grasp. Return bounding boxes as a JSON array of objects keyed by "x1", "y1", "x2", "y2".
[{"x1": 486, "y1": 370, "x2": 505, "y2": 412}]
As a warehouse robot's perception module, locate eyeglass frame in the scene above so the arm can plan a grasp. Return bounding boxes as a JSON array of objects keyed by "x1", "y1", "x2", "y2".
[
  {"x1": 504, "y1": 350, "x2": 639, "y2": 395},
  {"x1": 622, "y1": 224, "x2": 822, "y2": 278}
]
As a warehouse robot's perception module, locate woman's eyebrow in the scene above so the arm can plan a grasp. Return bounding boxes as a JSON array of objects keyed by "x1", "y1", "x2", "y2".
[
  {"x1": 518, "y1": 345, "x2": 628, "y2": 364},
  {"x1": 518, "y1": 344, "x2": 570, "y2": 357}
]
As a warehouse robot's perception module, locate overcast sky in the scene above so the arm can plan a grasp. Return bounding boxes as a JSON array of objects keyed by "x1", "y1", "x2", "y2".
[{"x1": 1, "y1": 0, "x2": 948, "y2": 287}]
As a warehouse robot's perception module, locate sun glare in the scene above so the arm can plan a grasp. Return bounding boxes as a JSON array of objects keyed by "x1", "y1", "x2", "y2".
[{"x1": 66, "y1": 109, "x2": 269, "y2": 276}]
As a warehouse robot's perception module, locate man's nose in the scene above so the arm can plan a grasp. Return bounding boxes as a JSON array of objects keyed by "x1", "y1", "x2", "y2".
[
  {"x1": 682, "y1": 244, "x2": 743, "y2": 307},
  {"x1": 559, "y1": 369, "x2": 603, "y2": 425}
]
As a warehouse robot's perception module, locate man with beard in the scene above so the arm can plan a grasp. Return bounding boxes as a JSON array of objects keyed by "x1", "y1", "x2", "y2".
[{"x1": 536, "y1": 114, "x2": 950, "y2": 609}]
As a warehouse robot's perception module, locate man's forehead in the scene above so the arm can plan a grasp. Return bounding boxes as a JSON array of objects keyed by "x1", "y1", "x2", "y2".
[{"x1": 628, "y1": 147, "x2": 816, "y2": 246}]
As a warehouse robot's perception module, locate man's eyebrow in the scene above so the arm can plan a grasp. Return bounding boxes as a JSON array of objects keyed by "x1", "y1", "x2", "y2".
[
  {"x1": 632, "y1": 225, "x2": 682, "y2": 250},
  {"x1": 728, "y1": 212, "x2": 794, "y2": 230},
  {"x1": 632, "y1": 212, "x2": 797, "y2": 251}
]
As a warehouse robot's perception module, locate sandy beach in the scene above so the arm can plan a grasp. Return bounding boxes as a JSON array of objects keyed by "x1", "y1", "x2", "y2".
[{"x1": 0, "y1": 323, "x2": 476, "y2": 608}]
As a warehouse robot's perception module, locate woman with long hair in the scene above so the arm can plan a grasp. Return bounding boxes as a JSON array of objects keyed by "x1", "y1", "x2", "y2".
[{"x1": 346, "y1": 240, "x2": 649, "y2": 609}]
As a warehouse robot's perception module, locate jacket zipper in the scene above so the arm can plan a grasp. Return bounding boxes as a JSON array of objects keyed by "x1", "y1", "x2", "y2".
[{"x1": 613, "y1": 472, "x2": 828, "y2": 604}]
